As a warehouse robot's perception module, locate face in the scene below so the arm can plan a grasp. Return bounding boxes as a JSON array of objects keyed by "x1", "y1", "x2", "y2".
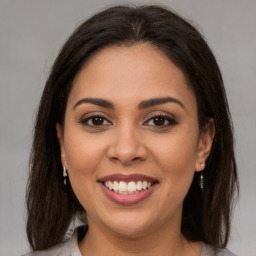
[{"x1": 57, "y1": 43, "x2": 214, "y2": 238}]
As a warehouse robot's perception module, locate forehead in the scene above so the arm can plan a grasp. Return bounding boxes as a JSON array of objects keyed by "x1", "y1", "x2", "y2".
[{"x1": 68, "y1": 43, "x2": 197, "y2": 110}]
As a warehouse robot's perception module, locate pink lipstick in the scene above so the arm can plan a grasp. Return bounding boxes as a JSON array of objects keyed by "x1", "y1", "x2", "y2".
[{"x1": 98, "y1": 174, "x2": 158, "y2": 205}]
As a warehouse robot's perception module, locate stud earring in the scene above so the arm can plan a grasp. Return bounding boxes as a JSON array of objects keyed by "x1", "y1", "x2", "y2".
[
  {"x1": 200, "y1": 162, "x2": 205, "y2": 168},
  {"x1": 63, "y1": 166, "x2": 68, "y2": 185},
  {"x1": 199, "y1": 172, "x2": 204, "y2": 191}
]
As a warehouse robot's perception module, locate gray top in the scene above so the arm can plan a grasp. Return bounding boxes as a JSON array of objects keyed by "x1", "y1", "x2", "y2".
[{"x1": 22, "y1": 229, "x2": 237, "y2": 256}]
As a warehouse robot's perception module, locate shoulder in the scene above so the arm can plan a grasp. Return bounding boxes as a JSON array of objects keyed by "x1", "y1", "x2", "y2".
[
  {"x1": 216, "y1": 248, "x2": 238, "y2": 256},
  {"x1": 21, "y1": 230, "x2": 82, "y2": 256},
  {"x1": 21, "y1": 242, "x2": 67, "y2": 256},
  {"x1": 202, "y1": 243, "x2": 238, "y2": 256}
]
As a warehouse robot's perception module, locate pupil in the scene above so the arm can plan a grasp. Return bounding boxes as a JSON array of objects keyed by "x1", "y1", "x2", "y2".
[
  {"x1": 92, "y1": 117, "x2": 103, "y2": 125},
  {"x1": 154, "y1": 117, "x2": 165, "y2": 126}
]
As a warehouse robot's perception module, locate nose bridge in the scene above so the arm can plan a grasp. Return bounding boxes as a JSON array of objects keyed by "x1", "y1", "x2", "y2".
[{"x1": 107, "y1": 121, "x2": 146, "y2": 164}]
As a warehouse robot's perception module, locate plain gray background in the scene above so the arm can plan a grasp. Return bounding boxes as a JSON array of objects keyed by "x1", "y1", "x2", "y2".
[{"x1": 0, "y1": 0, "x2": 255, "y2": 255}]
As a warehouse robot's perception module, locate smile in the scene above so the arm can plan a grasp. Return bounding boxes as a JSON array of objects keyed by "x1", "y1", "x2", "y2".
[
  {"x1": 104, "y1": 180, "x2": 154, "y2": 194},
  {"x1": 98, "y1": 174, "x2": 158, "y2": 205}
]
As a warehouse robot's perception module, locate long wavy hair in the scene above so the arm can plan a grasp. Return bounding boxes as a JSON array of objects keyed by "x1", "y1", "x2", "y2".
[{"x1": 26, "y1": 4, "x2": 238, "y2": 250}]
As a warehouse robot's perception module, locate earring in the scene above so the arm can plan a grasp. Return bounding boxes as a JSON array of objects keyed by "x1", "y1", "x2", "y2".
[
  {"x1": 63, "y1": 166, "x2": 68, "y2": 185},
  {"x1": 199, "y1": 172, "x2": 204, "y2": 191},
  {"x1": 200, "y1": 162, "x2": 205, "y2": 168}
]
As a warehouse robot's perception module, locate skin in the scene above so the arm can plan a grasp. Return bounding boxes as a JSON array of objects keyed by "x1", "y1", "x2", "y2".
[{"x1": 57, "y1": 43, "x2": 215, "y2": 256}]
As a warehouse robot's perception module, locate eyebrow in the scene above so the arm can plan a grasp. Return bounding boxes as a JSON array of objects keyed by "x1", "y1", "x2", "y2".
[
  {"x1": 73, "y1": 98, "x2": 114, "y2": 110},
  {"x1": 73, "y1": 96, "x2": 185, "y2": 110},
  {"x1": 138, "y1": 97, "x2": 185, "y2": 110}
]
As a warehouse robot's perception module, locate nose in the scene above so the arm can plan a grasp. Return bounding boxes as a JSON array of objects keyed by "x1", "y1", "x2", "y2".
[{"x1": 106, "y1": 124, "x2": 147, "y2": 165}]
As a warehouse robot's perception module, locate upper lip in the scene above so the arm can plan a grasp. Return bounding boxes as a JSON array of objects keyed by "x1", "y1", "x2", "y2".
[{"x1": 97, "y1": 174, "x2": 158, "y2": 183}]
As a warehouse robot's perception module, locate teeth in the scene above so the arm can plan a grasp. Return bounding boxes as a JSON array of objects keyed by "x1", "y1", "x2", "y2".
[
  {"x1": 104, "y1": 180, "x2": 154, "y2": 194},
  {"x1": 127, "y1": 181, "x2": 136, "y2": 192},
  {"x1": 137, "y1": 181, "x2": 142, "y2": 191},
  {"x1": 113, "y1": 181, "x2": 119, "y2": 191},
  {"x1": 107, "y1": 181, "x2": 113, "y2": 190},
  {"x1": 142, "y1": 181, "x2": 147, "y2": 190},
  {"x1": 119, "y1": 181, "x2": 127, "y2": 192}
]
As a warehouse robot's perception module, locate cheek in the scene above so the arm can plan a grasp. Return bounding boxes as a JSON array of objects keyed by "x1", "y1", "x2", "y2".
[
  {"x1": 63, "y1": 130, "x2": 108, "y2": 192},
  {"x1": 64, "y1": 128, "x2": 105, "y2": 168},
  {"x1": 151, "y1": 129, "x2": 198, "y2": 190},
  {"x1": 63, "y1": 134, "x2": 107, "y2": 210},
  {"x1": 154, "y1": 127, "x2": 198, "y2": 164}
]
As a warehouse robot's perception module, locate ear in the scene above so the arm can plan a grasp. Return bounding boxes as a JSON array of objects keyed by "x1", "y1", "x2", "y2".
[
  {"x1": 195, "y1": 118, "x2": 215, "y2": 172},
  {"x1": 56, "y1": 123, "x2": 67, "y2": 167}
]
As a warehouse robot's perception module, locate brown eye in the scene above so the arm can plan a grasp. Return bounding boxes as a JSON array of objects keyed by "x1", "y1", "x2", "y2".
[
  {"x1": 144, "y1": 114, "x2": 177, "y2": 128},
  {"x1": 91, "y1": 116, "x2": 104, "y2": 125},
  {"x1": 152, "y1": 116, "x2": 166, "y2": 126},
  {"x1": 80, "y1": 115, "x2": 112, "y2": 127}
]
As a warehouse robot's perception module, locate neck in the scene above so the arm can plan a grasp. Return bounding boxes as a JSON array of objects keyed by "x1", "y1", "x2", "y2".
[{"x1": 79, "y1": 218, "x2": 201, "y2": 256}]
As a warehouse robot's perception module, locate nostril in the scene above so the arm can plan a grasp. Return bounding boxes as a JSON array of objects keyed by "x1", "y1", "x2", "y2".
[
  {"x1": 110, "y1": 156, "x2": 119, "y2": 161},
  {"x1": 132, "y1": 157, "x2": 142, "y2": 161},
  {"x1": 106, "y1": 141, "x2": 147, "y2": 164}
]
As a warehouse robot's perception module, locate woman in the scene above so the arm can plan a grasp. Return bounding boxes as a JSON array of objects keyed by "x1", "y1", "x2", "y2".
[{"x1": 24, "y1": 5, "x2": 238, "y2": 256}]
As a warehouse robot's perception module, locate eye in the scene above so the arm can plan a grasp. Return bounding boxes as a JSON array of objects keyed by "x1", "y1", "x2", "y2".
[
  {"x1": 80, "y1": 114, "x2": 112, "y2": 127},
  {"x1": 144, "y1": 114, "x2": 177, "y2": 128}
]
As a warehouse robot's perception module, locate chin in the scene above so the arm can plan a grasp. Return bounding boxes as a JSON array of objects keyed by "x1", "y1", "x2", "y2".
[{"x1": 98, "y1": 211, "x2": 157, "y2": 238}]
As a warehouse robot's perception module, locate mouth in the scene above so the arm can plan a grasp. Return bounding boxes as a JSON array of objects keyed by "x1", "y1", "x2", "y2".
[
  {"x1": 98, "y1": 174, "x2": 159, "y2": 205},
  {"x1": 103, "y1": 180, "x2": 155, "y2": 194}
]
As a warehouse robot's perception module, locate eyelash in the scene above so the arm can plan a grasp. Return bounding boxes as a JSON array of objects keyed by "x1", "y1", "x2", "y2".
[
  {"x1": 143, "y1": 114, "x2": 177, "y2": 128},
  {"x1": 79, "y1": 114, "x2": 112, "y2": 127},
  {"x1": 79, "y1": 113, "x2": 177, "y2": 129}
]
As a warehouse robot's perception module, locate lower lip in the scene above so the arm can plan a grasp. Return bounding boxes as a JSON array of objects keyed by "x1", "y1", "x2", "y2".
[{"x1": 99, "y1": 183, "x2": 157, "y2": 205}]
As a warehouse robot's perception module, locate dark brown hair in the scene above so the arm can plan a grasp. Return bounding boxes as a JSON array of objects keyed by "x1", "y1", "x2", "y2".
[{"x1": 26, "y1": 5, "x2": 238, "y2": 250}]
